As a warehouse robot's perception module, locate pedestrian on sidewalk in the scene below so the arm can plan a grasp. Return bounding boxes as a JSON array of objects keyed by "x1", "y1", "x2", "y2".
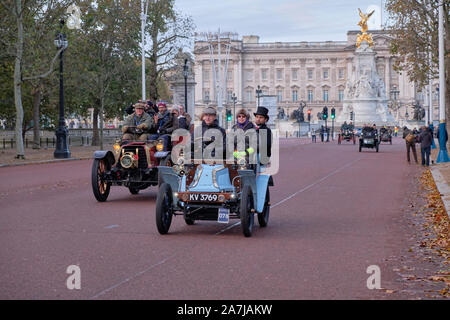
[
  {"x1": 418, "y1": 126, "x2": 433, "y2": 166},
  {"x1": 311, "y1": 128, "x2": 316, "y2": 143},
  {"x1": 403, "y1": 126, "x2": 418, "y2": 164}
]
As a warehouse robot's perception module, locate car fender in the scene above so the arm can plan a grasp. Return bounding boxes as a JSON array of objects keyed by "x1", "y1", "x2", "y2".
[
  {"x1": 93, "y1": 150, "x2": 115, "y2": 167},
  {"x1": 158, "y1": 166, "x2": 180, "y2": 207},
  {"x1": 238, "y1": 169, "x2": 257, "y2": 209},
  {"x1": 256, "y1": 174, "x2": 271, "y2": 213}
]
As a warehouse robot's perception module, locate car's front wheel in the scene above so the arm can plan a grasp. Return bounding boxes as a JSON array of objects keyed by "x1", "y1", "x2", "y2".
[
  {"x1": 129, "y1": 187, "x2": 140, "y2": 195},
  {"x1": 156, "y1": 183, "x2": 173, "y2": 234},
  {"x1": 240, "y1": 185, "x2": 254, "y2": 237},
  {"x1": 92, "y1": 159, "x2": 110, "y2": 202}
]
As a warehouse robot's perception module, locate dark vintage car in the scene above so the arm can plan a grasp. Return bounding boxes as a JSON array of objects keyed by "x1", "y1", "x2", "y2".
[
  {"x1": 338, "y1": 128, "x2": 356, "y2": 144},
  {"x1": 379, "y1": 128, "x2": 392, "y2": 144},
  {"x1": 359, "y1": 127, "x2": 379, "y2": 152},
  {"x1": 91, "y1": 127, "x2": 173, "y2": 202}
]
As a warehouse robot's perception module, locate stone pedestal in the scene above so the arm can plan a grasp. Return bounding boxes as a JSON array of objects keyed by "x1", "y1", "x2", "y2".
[
  {"x1": 337, "y1": 41, "x2": 395, "y2": 126},
  {"x1": 172, "y1": 79, "x2": 196, "y2": 117}
]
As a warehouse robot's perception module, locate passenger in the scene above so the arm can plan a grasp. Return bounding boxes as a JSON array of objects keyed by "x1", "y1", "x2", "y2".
[
  {"x1": 254, "y1": 106, "x2": 272, "y2": 160},
  {"x1": 122, "y1": 103, "x2": 154, "y2": 141},
  {"x1": 172, "y1": 105, "x2": 192, "y2": 130},
  {"x1": 149, "y1": 102, "x2": 171, "y2": 142},
  {"x1": 232, "y1": 108, "x2": 256, "y2": 162},
  {"x1": 193, "y1": 107, "x2": 226, "y2": 160}
]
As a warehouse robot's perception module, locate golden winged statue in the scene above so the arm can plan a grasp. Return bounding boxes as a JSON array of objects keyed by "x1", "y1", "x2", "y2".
[{"x1": 356, "y1": 8, "x2": 374, "y2": 48}]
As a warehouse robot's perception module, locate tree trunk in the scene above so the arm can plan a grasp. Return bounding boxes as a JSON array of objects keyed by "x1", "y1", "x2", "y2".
[
  {"x1": 149, "y1": 31, "x2": 159, "y2": 102},
  {"x1": 32, "y1": 82, "x2": 42, "y2": 149},
  {"x1": 91, "y1": 105, "x2": 100, "y2": 146},
  {"x1": 14, "y1": 0, "x2": 25, "y2": 159}
]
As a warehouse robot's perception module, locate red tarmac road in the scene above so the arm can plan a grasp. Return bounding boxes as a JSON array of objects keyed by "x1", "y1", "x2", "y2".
[{"x1": 0, "y1": 137, "x2": 422, "y2": 299}]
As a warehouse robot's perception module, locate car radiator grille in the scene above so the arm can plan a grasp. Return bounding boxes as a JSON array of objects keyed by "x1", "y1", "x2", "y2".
[{"x1": 123, "y1": 146, "x2": 148, "y2": 169}]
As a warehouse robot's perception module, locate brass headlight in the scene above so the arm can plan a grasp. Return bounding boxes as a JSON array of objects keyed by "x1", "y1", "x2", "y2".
[
  {"x1": 156, "y1": 140, "x2": 164, "y2": 152},
  {"x1": 120, "y1": 152, "x2": 135, "y2": 169},
  {"x1": 113, "y1": 143, "x2": 121, "y2": 154}
]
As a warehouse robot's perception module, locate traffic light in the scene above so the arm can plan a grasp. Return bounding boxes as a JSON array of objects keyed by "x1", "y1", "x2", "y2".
[
  {"x1": 350, "y1": 111, "x2": 354, "y2": 121},
  {"x1": 331, "y1": 107, "x2": 335, "y2": 119},
  {"x1": 322, "y1": 106, "x2": 328, "y2": 120},
  {"x1": 307, "y1": 109, "x2": 311, "y2": 121},
  {"x1": 226, "y1": 109, "x2": 232, "y2": 121}
]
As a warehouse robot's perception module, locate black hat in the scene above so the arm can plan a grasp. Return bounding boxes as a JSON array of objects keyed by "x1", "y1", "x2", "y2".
[{"x1": 254, "y1": 107, "x2": 269, "y2": 120}]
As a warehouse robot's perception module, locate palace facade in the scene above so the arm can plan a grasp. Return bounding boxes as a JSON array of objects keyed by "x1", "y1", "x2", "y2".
[{"x1": 192, "y1": 31, "x2": 439, "y2": 123}]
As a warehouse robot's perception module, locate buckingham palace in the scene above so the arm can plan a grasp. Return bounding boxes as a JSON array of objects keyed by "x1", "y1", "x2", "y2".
[{"x1": 191, "y1": 30, "x2": 439, "y2": 125}]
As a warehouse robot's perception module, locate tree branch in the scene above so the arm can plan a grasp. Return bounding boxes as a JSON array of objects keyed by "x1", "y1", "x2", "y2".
[{"x1": 22, "y1": 47, "x2": 64, "y2": 81}]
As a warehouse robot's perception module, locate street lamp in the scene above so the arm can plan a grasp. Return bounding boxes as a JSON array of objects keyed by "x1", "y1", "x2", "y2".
[
  {"x1": 390, "y1": 87, "x2": 400, "y2": 122},
  {"x1": 256, "y1": 85, "x2": 262, "y2": 108},
  {"x1": 183, "y1": 58, "x2": 189, "y2": 115},
  {"x1": 231, "y1": 93, "x2": 237, "y2": 123},
  {"x1": 54, "y1": 19, "x2": 70, "y2": 159}
]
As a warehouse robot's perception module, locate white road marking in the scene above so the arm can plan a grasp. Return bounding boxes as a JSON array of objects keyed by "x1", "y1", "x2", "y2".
[
  {"x1": 90, "y1": 254, "x2": 176, "y2": 299},
  {"x1": 104, "y1": 225, "x2": 119, "y2": 229},
  {"x1": 215, "y1": 158, "x2": 362, "y2": 235}
]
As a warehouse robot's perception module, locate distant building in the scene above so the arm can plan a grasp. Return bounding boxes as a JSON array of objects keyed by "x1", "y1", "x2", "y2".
[{"x1": 193, "y1": 31, "x2": 439, "y2": 123}]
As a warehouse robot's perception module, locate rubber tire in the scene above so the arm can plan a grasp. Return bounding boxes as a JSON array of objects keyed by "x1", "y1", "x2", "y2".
[
  {"x1": 390, "y1": 139, "x2": 392, "y2": 145},
  {"x1": 129, "y1": 187, "x2": 139, "y2": 195},
  {"x1": 184, "y1": 217, "x2": 195, "y2": 225},
  {"x1": 92, "y1": 159, "x2": 110, "y2": 202},
  {"x1": 156, "y1": 183, "x2": 173, "y2": 234},
  {"x1": 240, "y1": 185, "x2": 254, "y2": 237},
  {"x1": 359, "y1": 144, "x2": 362, "y2": 152},
  {"x1": 257, "y1": 187, "x2": 270, "y2": 227},
  {"x1": 376, "y1": 144, "x2": 379, "y2": 152}
]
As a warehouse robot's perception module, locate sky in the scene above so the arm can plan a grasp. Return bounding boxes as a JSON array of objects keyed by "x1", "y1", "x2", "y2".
[{"x1": 175, "y1": 0, "x2": 388, "y2": 43}]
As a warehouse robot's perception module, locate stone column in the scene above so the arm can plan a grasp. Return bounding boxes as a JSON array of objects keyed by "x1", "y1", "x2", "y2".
[{"x1": 384, "y1": 57, "x2": 391, "y2": 98}]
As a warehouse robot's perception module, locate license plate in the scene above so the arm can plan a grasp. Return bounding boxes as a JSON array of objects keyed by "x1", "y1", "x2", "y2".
[
  {"x1": 217, "y1": 208, "x2": 229, "y2": 224},
  {"x1": 188, "y1": 193, "x2": 218, "y2": 202}
]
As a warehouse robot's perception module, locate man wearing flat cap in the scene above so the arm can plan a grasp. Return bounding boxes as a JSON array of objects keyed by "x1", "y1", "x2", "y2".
[
  {"x1": 122, "y1": 103, "x2": 154, "y2": 141},
  {"x1": 192, "y1": 107, "x2": 226, "y2": 160}
]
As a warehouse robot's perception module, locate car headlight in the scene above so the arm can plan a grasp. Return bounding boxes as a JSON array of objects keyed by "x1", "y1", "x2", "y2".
[
  {"x1": 113, "y1": 143, "x2": 121, "y2": 154},
  {"x1": 177, "y1": 157, "x2": 185, "y2": 166},
  {"x1": 120, "y1": 153, "x2": 135, "y2": 168},
  {"x1": 156, "y1": 141, "x2": 164, "y2": 152}
]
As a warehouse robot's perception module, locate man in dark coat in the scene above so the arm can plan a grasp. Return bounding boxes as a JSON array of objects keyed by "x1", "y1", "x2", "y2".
[
  {"x1": 254, "y1": 106, "x2": 272, "y2": 162},
  {"x1": 419, "y1": 126, "x2": 433, "y2": 166},
  {"x1": 192, "y1": 107, "x2": 226, "y2": 160}
]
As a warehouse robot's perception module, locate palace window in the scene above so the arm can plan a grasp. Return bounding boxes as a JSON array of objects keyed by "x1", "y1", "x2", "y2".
[
  {"x1": 307, "y1": 69, "x2": 314, "y2": 80},
  {"x1": 246, "y1": 90, "x2": 252, "y2": 102},
  {"x1": 277, "y1": 89, "x2": 283, "y2": 102},
  {"x1": 323, "y1": 89, "x2": 329, "y2": 102},
  {"x1": 292, "y1": 90, "x2": 298, "y2": 102},
  {"x1": 339, "y1": 89, "x2": 344, "y2": 101},
  {"x1": 308, "y1": 89, "x2": 314, "y2": 102},
  {"x1": 338, "y1": 68, "x2": 345, "y2": 79},
  {"x1": 261, "y1": 69, "x2": 268, "y2": 80},
  {"x1": 292, "y1": 69, "x2": 298, "y2": 80},
  {"x1": 203, "y1": 70, "x2": 210, "y2": 82},
  {"x1": 277, "y1": 69, "x2": 284, "y2": 80},
  {"x1": 323, "y1": 69, "x2": 329, "y2": 80}
]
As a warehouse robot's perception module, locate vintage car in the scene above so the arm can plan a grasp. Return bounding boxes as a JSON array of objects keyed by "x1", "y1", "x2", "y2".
[
  {"x1": 91, "y1": 126, "x2": 172, "y2": 202},
  {"x1": 359, "y1": 127, "x2": 379, "y2": 152},
  {"x1": 338, "y1": 128, "x2": 356, "y2": 144},
  {"x1": 379, "y1": 128, "x2": 392, "y2": 144},
  {"x1": 155, "y1": 152, "x2": 272, "y2": 237}
]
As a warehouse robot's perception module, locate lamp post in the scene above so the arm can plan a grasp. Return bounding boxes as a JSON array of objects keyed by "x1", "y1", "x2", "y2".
[
  {"x1": 231, "y1": 93, "x2": 237, "y2": 123},
  {"x1": 54, "y1": 19, "x2": 70, "y2": 159},
  {"x1": 436, "y1": 0, "x2": 449, "y2": 162},
  {"x1": 256, "y1": 85, "x2": 262, "y2": 108},
  {"x1": 390, "y1": 87, "x2": 400, "y2": 122},
  {"x1": 183, "y1": 58, "x2": 189, "y2": 114}
]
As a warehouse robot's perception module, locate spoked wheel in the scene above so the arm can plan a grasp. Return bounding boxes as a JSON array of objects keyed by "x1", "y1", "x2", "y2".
[
  {"x1": 359, "y1": 144, "x2": 362, "y2": 152},
  {"x1": 92, "y1": 159, "x2": 110, "y2": 202},
  {"x1": 338, "y1": 136, "x2": 341, "y2": 144},
  {"x1": 376, "y1": 144, "x2": 379, "y2": 152},
  {"x1": 129, "y1": 187, "x2": 140, "y2": 195},
  {"x1": 353, "y1": 136, "x2": 356, "y2": 144},
  {"x1": 240, "y1": 185, "x2": 254, "y2": 237},
  {"x1": 257, "y1": 187, "x2": 270, "y2": 227},
  {"x1": 156, "y1": 183, "x2": 173, "y2": 234}
]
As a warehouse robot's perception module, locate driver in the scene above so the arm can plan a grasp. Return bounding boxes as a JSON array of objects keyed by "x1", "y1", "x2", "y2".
[
  {"x1": 341, "y1": 121, "x2": 348, "y2": 131},
  {"x1": 122, "y1": 103, "x2": 154, "y2": 141}
]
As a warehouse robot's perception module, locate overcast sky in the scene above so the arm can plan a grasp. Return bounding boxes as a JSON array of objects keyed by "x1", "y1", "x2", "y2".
[{"x1": 175, "y1": 0, "x2": 387, "y2": 43}]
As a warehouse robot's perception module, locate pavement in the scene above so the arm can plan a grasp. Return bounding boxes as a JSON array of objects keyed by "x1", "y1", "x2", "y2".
[{"x1": 0, "y1": 136, "x2": 448, "y2": 300}]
